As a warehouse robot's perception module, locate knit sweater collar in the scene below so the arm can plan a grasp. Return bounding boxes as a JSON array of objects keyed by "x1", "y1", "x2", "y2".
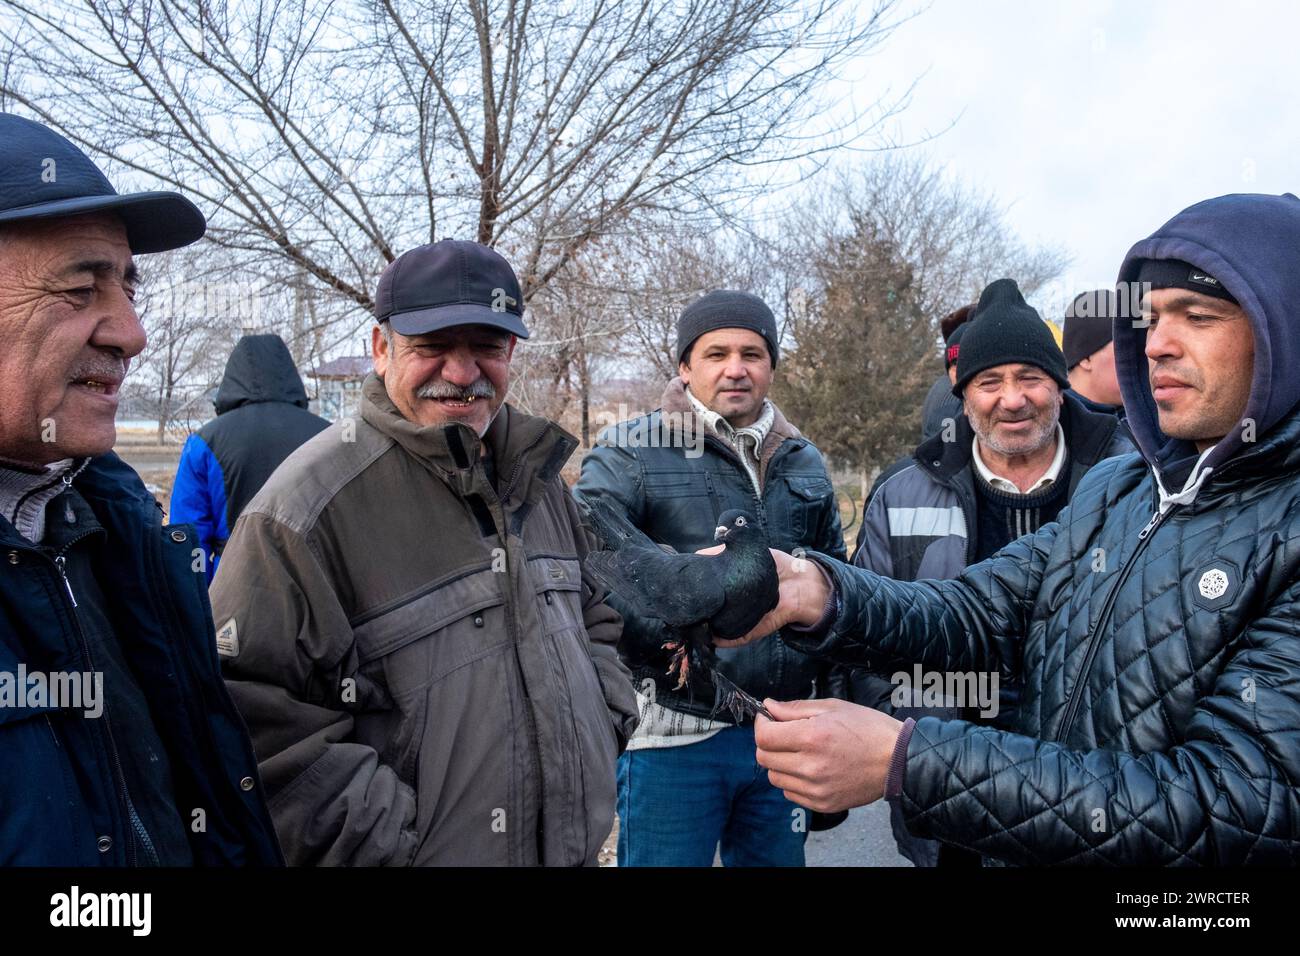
[
  {"x1": 0, "y1": 457, "x2": 90, "y2": 543},
  {"x1": 971, "y1": 423, "x2": 1067, "y2": 494}
]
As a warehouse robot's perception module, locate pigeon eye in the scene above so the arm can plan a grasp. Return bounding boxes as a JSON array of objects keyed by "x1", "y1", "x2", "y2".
[{"x1": 735, "y1": 516, "x2": 747, "y2": 526}]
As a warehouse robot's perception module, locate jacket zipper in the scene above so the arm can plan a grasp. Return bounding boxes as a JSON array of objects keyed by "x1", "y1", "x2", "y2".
[
  {"x1": 51, "y1": 541, "x2": 160, "y2": 866},
  {"x1": 148, "y1": 520, "x2": 286, "y2": 865},
  {"x1": 1051, "y1": 504, "x2": 1178, "y2": 742},
  {"x1": 733, "y1": 438, "x2": 799, "y2": 533},
  {"x1": 8, "y1": 460, "x2": 90, "y2": 529},
  {"x1": 479, "y1": 452, "x2": 548, "y2": 864},
  {"x1": 498, "y1": 430, "x2": 552, "y2": 505}
]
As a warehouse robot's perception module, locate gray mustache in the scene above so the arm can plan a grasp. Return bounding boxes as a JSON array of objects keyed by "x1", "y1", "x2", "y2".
[
  {"x1": 416, "y1": 379, "x2": 496, "y2": 401},
  {"x1": 69, "y1": 354, "x2": 128, "y2": 384}
]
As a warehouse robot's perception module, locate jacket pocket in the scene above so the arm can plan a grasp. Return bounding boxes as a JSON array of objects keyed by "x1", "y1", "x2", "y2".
[
  {"x1": 349, "y1": 568, "x2": 511, "y2": 840},
  {"x1": 782, "y1": 474, "x2": 835, "y2": 542},
  {"x1": 641, "y1": 470, "x2": 710, "y2": 500}
]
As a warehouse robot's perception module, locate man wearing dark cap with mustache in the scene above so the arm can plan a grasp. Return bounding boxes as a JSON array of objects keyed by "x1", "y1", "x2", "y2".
[
  {"x1": 0, "y1": 113, "x2": 281, "y2": 864},
  {"x1": 210, "y1": 240, "x2": 638, "y2": 865}
]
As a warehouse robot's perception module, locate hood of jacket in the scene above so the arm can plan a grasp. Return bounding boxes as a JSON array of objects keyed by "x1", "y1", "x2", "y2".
[
  {"x1": 1115, "y1": 192, "x2": 1300, "y2": 505},
  {"x1": 214, "y1": 334, "x2": 309, "y2": 414}
]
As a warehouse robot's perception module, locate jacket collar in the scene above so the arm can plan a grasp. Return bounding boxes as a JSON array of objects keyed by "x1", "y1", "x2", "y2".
[
  {"x1": 0, "y1": 451, "x2": 161, "y2": 551},
  {"x1": 916, "y1": 390, "x2": 1119, "y2": 486},
  {"x1": 360, "y1": 373, "x2": 577, "y2": 507},
  {"x1": 659, "y1": 376, "x2": 802, "y2": 486},
  {"x1": 971, "y1": 423, "x2": 1067, "y2": 494}
]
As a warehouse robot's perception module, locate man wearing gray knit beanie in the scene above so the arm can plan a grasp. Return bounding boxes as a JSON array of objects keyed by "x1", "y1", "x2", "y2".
[{"x1": 575, "y1": 289, "x2": 845, "y2": 866}]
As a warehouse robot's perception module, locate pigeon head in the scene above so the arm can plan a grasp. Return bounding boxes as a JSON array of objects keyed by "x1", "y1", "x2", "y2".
[{"x1": 713, "y1": 509, "x2": 760, "y2": 543}]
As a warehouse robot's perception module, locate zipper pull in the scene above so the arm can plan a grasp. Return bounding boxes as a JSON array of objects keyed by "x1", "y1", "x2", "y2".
[
  {"x1": 1137, "y1": 510, "x2": 1161, "y2": 540},
  {"x1": 54, "y1": 555, "x2": 78, "y2": 608}
]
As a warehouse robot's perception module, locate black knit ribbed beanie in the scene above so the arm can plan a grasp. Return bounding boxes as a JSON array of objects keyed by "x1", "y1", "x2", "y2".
[
  {"x1": 953, "y1": 278, "x2": 1069, "y2": 396},
  {"x1": 676, "y1": 290, "x2": 779, "y2": 367}
]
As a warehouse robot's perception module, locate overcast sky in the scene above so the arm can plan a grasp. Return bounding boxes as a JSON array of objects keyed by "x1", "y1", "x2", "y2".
[{"x1": 840, "y1": 0, "x2": 1298, "y2": 318}]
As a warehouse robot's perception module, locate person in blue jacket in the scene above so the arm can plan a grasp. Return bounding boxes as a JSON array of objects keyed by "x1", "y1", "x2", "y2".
[
  {"x1": 170, "y1": 334, "x2": 328, "y2": 582},
  {"x1": 0, "y1": 113, "x2": 281, "y2": 866}
]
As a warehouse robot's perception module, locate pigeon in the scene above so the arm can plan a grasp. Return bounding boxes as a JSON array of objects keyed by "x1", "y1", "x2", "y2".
[{"x1": 580, "y1": 497, "x2": 780, "y2": 721}]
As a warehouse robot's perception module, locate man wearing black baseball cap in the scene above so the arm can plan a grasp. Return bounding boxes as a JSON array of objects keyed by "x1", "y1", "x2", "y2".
[
  {"x1": 0, "y1": 113, "x2": 281, "y2": 865},
  {"x1": 212, "y1": 240, "x2": 638, "y2": 866},
  {"x1": 371, "y1": 239, "x2": 531, "y2": 437}
]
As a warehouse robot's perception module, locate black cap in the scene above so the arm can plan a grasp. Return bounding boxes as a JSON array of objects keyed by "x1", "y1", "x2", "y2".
[
  {"x1": 0, "y1": 113, "x2": 205, "y2": 253},
  {"x1": 953, "y1": 278, "x2": 1069, "y2": 396},
  {"x1": 375, "y1": 239, "x2": 530, "y2": 339},
  {"x1": 676, "y1": 290, "x2": 779, "y2": 367},
  {"x1": 1135, "y1": 258, "x2": 1238, "y2": 305},
  {"x1": 1062, "y1": 289, "x2": 1118, "y2": 369},
  {"x1": 944, "y1": 321, "x2": 969, "y2": 369}
]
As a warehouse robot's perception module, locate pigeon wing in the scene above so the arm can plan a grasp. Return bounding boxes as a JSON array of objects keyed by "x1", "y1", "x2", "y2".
[
  {"x1": 579, "y1": 495, "x2": 666, "y2": 555},
  {"x1": 585, "y1": 547, "x2": 725, "y2": 628}
]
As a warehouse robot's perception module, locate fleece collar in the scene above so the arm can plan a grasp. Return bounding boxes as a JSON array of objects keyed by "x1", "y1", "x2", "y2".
[{"x1": 659, "y1": 377, "x2": 802, "y2": 489}]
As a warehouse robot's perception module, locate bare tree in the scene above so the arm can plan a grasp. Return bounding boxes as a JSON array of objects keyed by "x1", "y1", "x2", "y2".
[
  {"x1": 0, "y1": 0, "x2": 911, "y2": 341},
  {"x1": 792, "y1": 154, "x2": 1069, "y2": 323},
  {"x1": 771, "y1": 155, "x2": 1070, "y2": 489},
  {"x1": 127, "y1": 244, "x2": 256, "y2": 441}
]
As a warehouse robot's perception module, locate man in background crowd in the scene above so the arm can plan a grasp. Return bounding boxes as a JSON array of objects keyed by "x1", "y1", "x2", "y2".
[
  {"x1": 575, "y1": 290, "x2": 845, "y2": 867},
  {"x1": 1064, "y1": 288, "x2": 1124, "y2": 414},
  {"x1": 849, "y1": 277, "x2": 1132, "y2": 865},
  {"x1": 170, "y1": 333, "x2": 328, "y2": 582},
  {"x1": 920, "y1": 305, "x2": 973, "y2": 440}
]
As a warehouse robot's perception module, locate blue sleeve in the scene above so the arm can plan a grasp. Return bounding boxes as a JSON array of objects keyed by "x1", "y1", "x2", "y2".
[{"x1": 169, "y1": 434, "x2": 229, "y2": 584}]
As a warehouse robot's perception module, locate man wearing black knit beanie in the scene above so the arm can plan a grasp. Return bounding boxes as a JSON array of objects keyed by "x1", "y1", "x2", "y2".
[
  {"x1": 576, "y1": 288, "x2": 845, "y2": 867},
  {"x1": 846, "y1": 276, "x2": 1133, "y2": 866},
  {"x1": 1064, "y1": 289, "x2": 1124, "y2": 413}
]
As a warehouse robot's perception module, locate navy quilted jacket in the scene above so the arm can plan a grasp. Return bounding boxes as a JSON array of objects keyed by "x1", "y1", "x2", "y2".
[{"x1": 784, "y1": 193, "x2": 1300, "y2": 864}]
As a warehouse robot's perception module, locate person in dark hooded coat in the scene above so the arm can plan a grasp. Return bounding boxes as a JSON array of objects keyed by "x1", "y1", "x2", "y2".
[{"x1": 170, "y1": 334, "x2": 328, "y2": 581}]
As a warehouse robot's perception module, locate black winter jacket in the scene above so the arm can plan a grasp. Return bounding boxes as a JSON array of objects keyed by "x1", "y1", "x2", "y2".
[
  {"x1": 171, "y1": 334, "x2": 328, "y2": 581},
  {"x1": 574, "y1": 378, "x2": 846, "y2": 719},
  {"x1": 0, "y1": 453, "x2": 283, "y2": 865},
  {"x1": 791, "y1": 400, "x2": 1300, "y2": 863}
]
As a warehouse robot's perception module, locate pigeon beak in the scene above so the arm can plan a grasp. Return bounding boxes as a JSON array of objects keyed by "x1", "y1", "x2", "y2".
[{"x1": 714, "y1": 525, "x2": 729, "y2": 541}]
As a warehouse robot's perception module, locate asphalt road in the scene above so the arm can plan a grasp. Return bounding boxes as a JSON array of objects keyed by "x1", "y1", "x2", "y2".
[{"x1": 805, "y1": 800, "x2": 912, "y2": 867}]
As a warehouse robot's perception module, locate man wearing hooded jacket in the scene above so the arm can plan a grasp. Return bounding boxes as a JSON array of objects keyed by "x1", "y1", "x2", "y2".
[
  {"x1": 170, "y1": 333, "x2": 328, "y2": 582},
  {"x1": 725, "y1": 192, "x2": 1300, "y2": 864}
]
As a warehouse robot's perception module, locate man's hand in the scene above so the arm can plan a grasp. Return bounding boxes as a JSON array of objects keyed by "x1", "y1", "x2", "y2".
[
  {"x1": 694, "y1": 547, "x2": 831, "y2": 648},
  {"x1": 754, "y1": 698, "x2": 904, "y2": 813}
]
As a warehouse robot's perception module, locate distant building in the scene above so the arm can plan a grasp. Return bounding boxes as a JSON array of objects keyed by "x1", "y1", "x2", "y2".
[{"x1": 310, "y1": 356, "x2": 372, "y2": 421}]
